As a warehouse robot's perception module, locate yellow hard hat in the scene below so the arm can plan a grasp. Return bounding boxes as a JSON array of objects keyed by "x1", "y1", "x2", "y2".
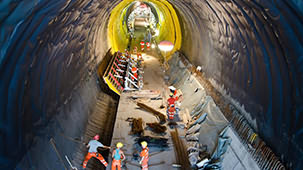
[
  {"x1": 141, "y1": 141, "x2": 147, "y2": 148},
  {"x1": 116, "y1": 142, "x2": 123, "y2": 148}
]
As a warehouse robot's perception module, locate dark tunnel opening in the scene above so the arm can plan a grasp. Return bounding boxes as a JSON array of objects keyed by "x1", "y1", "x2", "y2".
[{"x1": 0, "y1": 0, "x2": 302, "y2": 169}]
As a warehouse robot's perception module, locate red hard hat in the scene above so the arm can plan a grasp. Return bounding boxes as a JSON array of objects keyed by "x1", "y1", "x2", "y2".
[
  {"x1": 132, "y1": 67, "x2": 137, "y2": 73},
  {"x1": 94, "y1": 134, "x2": 100, "y2": 140}
]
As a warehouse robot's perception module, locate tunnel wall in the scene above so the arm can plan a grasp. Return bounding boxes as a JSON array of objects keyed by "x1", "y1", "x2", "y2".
[
  {"x1": 0, "y1": 0, "x2": 115, "y2": 168},
  {"x1": 172, "y1": 0, "x2": 303, "y2": 169},
  {"x1": 1, "y1": 0, "x2": 302, "y2": 169}
]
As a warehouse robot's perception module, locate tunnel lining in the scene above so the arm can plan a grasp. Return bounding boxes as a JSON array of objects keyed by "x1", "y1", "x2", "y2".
[{"x1": 0, "y1": 0, "x2": 302, "y2": 169}]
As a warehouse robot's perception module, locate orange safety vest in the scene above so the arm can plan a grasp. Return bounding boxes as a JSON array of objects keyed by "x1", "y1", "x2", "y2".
[
  {"x1": 140, "y1": 147, "x2": 149, "y2": 161},
  {"x1": 167, "y1": 96, "x2": 179, "y2": 106}
]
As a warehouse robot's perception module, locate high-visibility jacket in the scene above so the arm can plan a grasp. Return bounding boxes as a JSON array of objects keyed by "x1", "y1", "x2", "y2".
[
  {"x1": 167, "y1": 96, "x2": 179, "y2": 106},
  {"x1": 140, "y1": 147, "x2": 149, "y2": 170},
  {"x1": 131, "y1": 67, "x2": 138, "y2": 80},
  {"x1": 140, "y1": 147, "x2": 149, "y2": 162}
]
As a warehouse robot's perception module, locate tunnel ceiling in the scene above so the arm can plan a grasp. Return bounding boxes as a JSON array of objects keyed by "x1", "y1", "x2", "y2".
[{"x1": 0, "y1": 0, "x2": 302, "y2": 169}]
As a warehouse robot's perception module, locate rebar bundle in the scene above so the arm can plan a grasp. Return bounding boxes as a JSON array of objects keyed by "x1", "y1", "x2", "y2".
[
  {"x1": 137, "y1": 102, "x2": 166, "y2": 124},
  {"x1": 146, "y1": 122, "x2": 167, "y2": 134},
  {"x1": 171, "y1": 128, "x2": 191, "y2": 170},
  {"x1": 129, "y1": 118, "x2": 144, "y2": 135}
]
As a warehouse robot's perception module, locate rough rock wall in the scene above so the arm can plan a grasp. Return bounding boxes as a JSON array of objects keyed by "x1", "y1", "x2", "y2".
[
  {"x1": 172, "y1": 0, "x2": 303, "y2": 169},
  {"x1": 0, "y1": 0, "x2": 117, "y2": 168}
]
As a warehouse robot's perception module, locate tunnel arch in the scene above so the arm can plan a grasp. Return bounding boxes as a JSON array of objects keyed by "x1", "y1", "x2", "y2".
[
  {"x1": 108, "y1": 0, "x2": 182, "y2": 58},
  {"x1": 0, "y1": 0, "x2": 302, "y2": 169}
]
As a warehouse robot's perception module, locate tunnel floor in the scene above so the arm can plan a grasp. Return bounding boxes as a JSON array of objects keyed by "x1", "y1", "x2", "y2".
[{"x1": 108, "y1": 54, "x2": 183, "y2": 170}]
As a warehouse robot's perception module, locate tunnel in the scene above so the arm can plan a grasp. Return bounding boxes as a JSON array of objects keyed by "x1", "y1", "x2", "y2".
[{"x1": 0, "y1": 0, "x2": 302, "y2": 169}]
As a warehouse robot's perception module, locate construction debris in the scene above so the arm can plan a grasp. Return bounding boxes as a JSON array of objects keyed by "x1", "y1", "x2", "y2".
[
  {"x1": 128, "y1": 118, "x2": 144, "y2": 135},
  {"x1": 187, "y1": 112, "x2": 207, "y2": 129},
  {"x1": 185, "y1": 132, "x2": 200, "y2": 141},
  {"x1": 186, "y1": 124, "x2": 201, "y2": 135},
  {"x1": 150, "y1": 95, "x2": 162, "y2": 100},
  {"x1": 137, "y1": 102, "x2": 166, "y2": 124},
  {"x1": 146, "y1": 122, "x2": 167, "y2": 134},
  {"x1": 172, "y1": 163, "x2": 182, "y2": 168},
  {"x1": 171, "y1": 128, "x2": 191, "y2": 170},
  {"x1": 189, "y1": 151, "x2": 200, "y2": 166},
  {"x1": 135, "y1": 136, "x2": 169, "y2": 149}
]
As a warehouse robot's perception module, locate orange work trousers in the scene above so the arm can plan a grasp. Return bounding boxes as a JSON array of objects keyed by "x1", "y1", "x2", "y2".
[
  {"x1": 82, "y1": 152, "x2": 108, "y2": 168},
  {"x1": 111, "y1": 159, "x2": 121, "y2": 170},
  {"x1": 141, "y1": 159, "x2": 148, "y2": 170}
]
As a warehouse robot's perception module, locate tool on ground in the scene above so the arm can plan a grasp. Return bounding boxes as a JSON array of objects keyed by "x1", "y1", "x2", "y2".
[{"x1": 65, "y1": 155, "x2": 78, "y2": 170}]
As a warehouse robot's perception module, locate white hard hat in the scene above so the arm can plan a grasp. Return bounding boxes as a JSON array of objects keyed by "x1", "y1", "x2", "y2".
[{"x1": 168, "y1": 86, "x2": 176, "y2": 91}]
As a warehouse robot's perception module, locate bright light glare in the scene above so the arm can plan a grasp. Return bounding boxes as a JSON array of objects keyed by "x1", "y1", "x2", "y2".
[
  {"x1": 158, "y1": 41, "x2": 174, "y2": 52},
  {"x1": 151, "y1": 44, "x2": 155, "y2": 48}
]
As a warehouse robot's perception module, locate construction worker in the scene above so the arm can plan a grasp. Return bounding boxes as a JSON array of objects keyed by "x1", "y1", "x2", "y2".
[
  {"x1": 146, "y1": 42, "x2": 150, "y2": 51},
  {"x1": 137, "y1": 53, "x2": 143, "y2": 61},
  {"x1": 140, "y1": 141, "x2": 149, "y2": 170},
  {"x1": 82, "y1": 134, "x2": 110, "y2": 168},
  {"x1": 140, "y1": 40, "x2": 145, "y2": 52},
  {"x1": 111, "y1": 142, "x2": 126, "y2": 170},
  {"x1": 131, "y1": 66, "x2": 138, "y2": 81},
  {"x1": 133, "y1": 46, "x2": 138, "y2": 54},
  {"x1": 167, "y1": 92, "x2": 182, "y2": 116}
]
